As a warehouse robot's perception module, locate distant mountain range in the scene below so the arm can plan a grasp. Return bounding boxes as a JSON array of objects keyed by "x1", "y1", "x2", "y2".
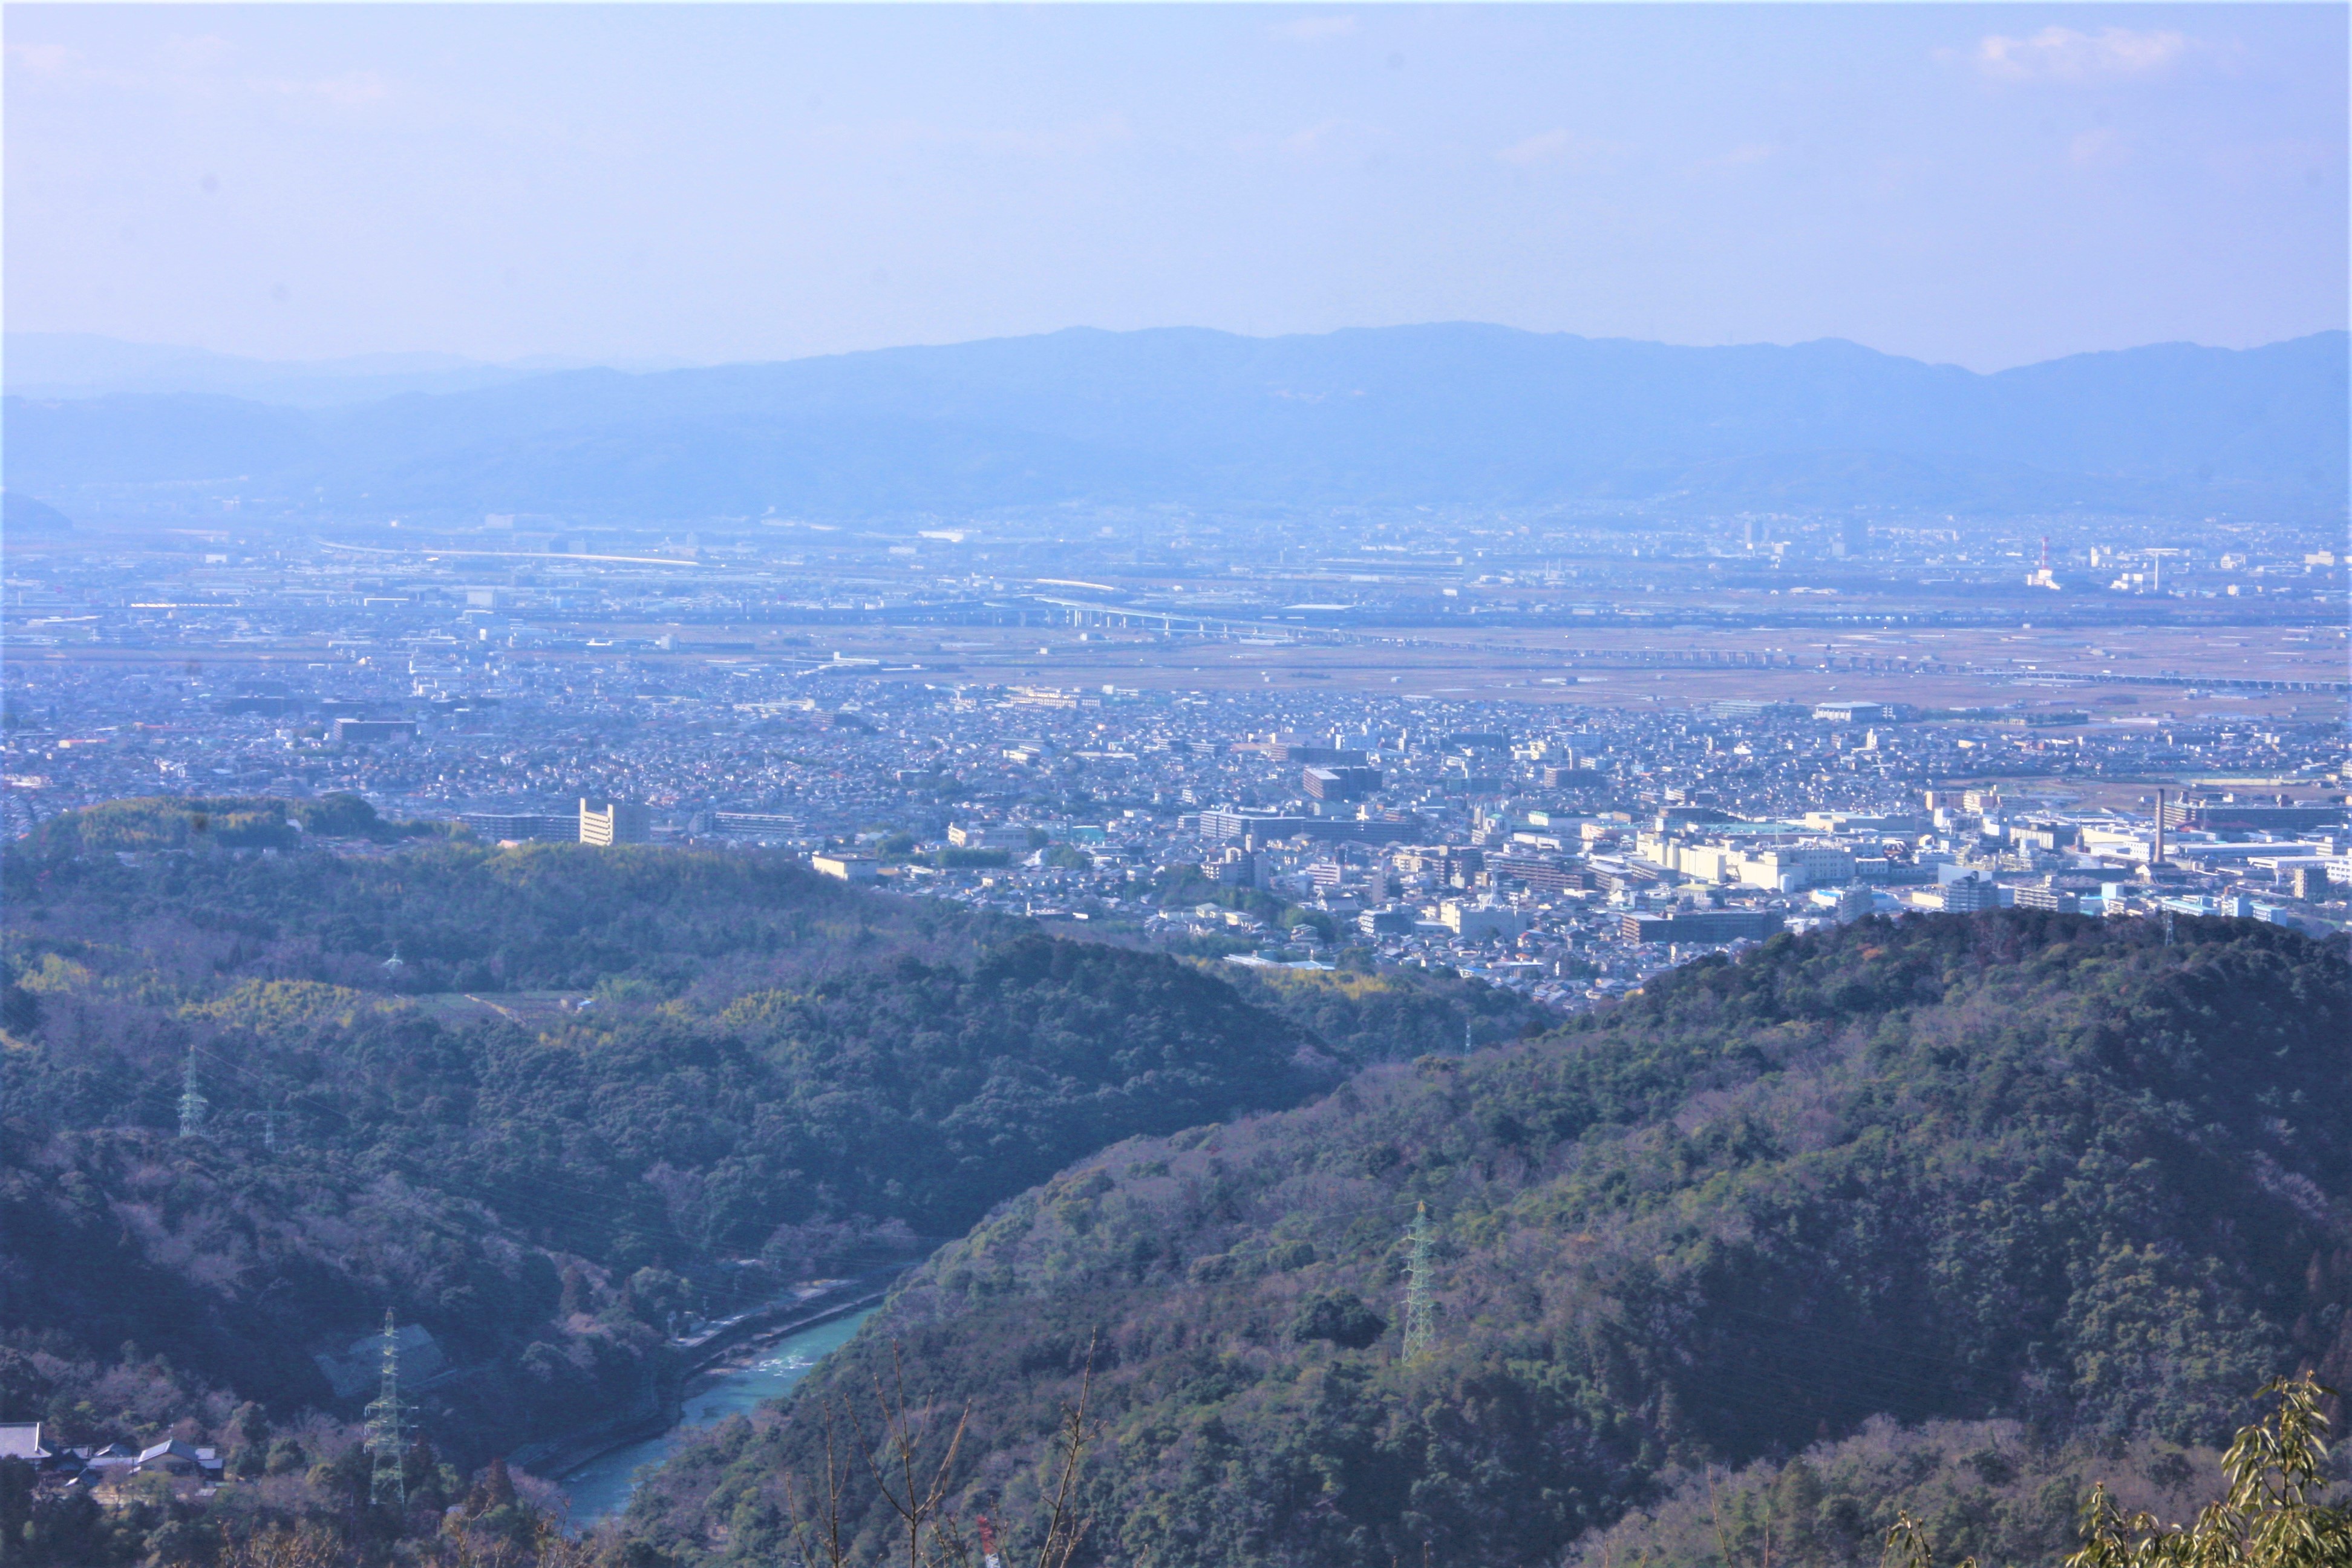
[
  {"x1": 5, "y1": 324, "x2": 2344, "y2": 523},
  {"x1": 2, "y1": 332, "x2": 642, "y2": 407},
  {"x1": 1, "y1": 490, "x2": 74, "y2": 532}
]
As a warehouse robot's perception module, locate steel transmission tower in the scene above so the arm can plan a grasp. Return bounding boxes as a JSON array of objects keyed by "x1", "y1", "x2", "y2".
[
  {"x1": 177, "y1": 1047, "x2": 208, "y2": 1138},
  {"x1": 1402, "y1": 1203, "x2": 1436, "y2": 1362},
  {"x1": 364, "y1": 1310, "x2": 412, "y2": 1509}
]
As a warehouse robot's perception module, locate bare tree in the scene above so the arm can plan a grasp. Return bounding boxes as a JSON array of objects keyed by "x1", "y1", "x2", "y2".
[
  {"x1": 219, "y1": 1526, "x2": 348, "y2": 1568},
  {"x1": 782, "y1": 1397, "x2": 858, "y2": 1568},
  {"x1": 1026, "y1": 1341, "x2": 1099, "y2": 1568},
  {"x1": 854, "y1": 1340, "x2": 975, "y2": 1568},
  {"x1": 773, "y1": 1335, "x2": 1102, "y2": 1568}
]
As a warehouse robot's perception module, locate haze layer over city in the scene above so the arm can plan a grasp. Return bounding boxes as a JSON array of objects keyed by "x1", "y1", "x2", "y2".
[{"x1": 1, "y1": 7, "x2": 2348, "y2": 1568}]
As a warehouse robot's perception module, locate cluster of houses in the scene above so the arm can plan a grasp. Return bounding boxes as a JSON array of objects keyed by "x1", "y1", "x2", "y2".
[
  {"x1": 0, "y1": 1323, "x2": 443, "y2": 1502},
  {"x1": 0, "y1": 1422, "x2": 224, "y2": 1492}
]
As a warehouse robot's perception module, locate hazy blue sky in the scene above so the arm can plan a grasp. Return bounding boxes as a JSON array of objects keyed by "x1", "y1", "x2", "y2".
[{"x1": 5, "y1": 4, "x2": 2344, "y2": 372}]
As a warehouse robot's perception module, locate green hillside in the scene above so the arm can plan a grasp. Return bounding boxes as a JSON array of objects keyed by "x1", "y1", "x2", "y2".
[
  {"x1": 0, "y1": 825, "x2": 1513, "y2": 1485},
  {"x1": 0, "y1": 835, "x2": 1371, "y2": 1468},
  {"x1": 613, "y1": 912, "x2": 2352, "y2": 1568},
  {"x1": 1565, "y1": 1415, "x2": 2220, "y2": 1568}
]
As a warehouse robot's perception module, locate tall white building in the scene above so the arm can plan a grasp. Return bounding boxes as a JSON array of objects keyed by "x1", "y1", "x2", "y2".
[{"x1": 580, "y1": 799, "x2": 652, "y2": 846}]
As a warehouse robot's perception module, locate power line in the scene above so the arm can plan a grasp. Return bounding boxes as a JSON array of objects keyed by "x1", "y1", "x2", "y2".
[
  {"x1": 177, "y1": 1045, "x2": 208, "y2": 1138},
  {"x1": 363, "y1": 1310, "x2": 413, "y2": 1509},
  {"x1": 1402, "y1": 1202, "x2": 1436, "y2": 1363}
]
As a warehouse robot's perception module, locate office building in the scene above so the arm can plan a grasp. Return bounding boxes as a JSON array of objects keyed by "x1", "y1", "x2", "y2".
[
  {"x1": 1737, "y1": 845, "x2": 1856, "y2": 892},
  {"x1": 1302, "y1": 765, "x2": 1383, "y2": 802},
  {"x1": 2161, "y1": 800, "x2": 2345, "y2": 834},
  {"x1": 711, "y1": 812, "x2": 803, "y2": 840},
  {"x1": 459, "y1": 812, "x2": 575, "y2": 843},
  {"x1": 1197, "y1": 809, "x2": 1416, "y2": 845},
  {"x1": 1481, "y1": 854, "x2": 1588, "y2": 895},
  {"x1": 1441, "y1": 900, "x2": 1526, "y2": 940},
  {"x1": 333, "y1": 719, "x2": 416, "y2": 746},
  {"x1": 1811, "y1": 702, "x2": 1890, "y2": 725},
  {"x1": 1934, "y1": 877, "x2": 2001, "y2": 913},
  {"x1": 580, "y1": 799, "x2": 653, "y2": 846},
  {"x1": 947, "y1": 822, "x2": 1031, "y2": 851},
  {"x1": 1619, "y1": 910, "x2": 1785, "y2": 944}
]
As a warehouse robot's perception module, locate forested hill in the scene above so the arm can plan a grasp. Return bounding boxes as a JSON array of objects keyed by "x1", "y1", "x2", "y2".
[
  {"x1": 9, "y1": 799, "x2": 996, "y2": 995},
  {"x1": 0, "y1": 827, "x2": 1511, "y2": 1492},
  {"x1": 618, "y1": 912, "x2": 2352, "y2": 1568}
]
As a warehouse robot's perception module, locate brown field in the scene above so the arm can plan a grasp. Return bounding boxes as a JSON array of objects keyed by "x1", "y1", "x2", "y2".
[
  {"x1": 707, "y1": 619, "x2": 2348, "y2": 723},
  {"x1": 24, "y1": 618, "x2": 2345, "y2": 726}
]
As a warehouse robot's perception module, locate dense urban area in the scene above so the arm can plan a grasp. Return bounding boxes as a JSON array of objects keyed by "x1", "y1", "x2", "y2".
[{"x1": 7, "y1": 512, "x2": 2346, "y2": 1010}]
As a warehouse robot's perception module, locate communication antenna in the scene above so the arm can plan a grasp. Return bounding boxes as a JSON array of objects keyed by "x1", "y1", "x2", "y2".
[
  {"x1": 364, "y1": 1310, "x2": 413, "y2": 1509},
  {"x1": 1402, "y1": 1203, "x2": 1436, "y2": 1363},
  {"x1": 177, "y1": 1047, "x2": 209, "y2": 1138}
]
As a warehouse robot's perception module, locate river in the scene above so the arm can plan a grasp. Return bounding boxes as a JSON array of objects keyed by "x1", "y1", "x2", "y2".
[{"x1": 558, "y1": 1307, "x2": 877, "y2": 1524}]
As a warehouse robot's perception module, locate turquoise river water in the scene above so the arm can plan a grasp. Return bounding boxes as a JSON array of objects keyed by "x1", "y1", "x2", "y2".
[{"x1": 558, "y1": 1307, "x2": 877, "y2": 1524}]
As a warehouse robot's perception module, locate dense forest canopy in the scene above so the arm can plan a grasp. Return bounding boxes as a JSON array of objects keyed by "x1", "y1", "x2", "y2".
[
  {"x1": 4, "y1": 812, "x2": 2345, "y2": 1567},
  {"x1": 0, "y1": 825, "x2": 1514, "y2": 1467},
  {"x1": 615, "y1": 912, "x2": 2352, "y2": 1568}
]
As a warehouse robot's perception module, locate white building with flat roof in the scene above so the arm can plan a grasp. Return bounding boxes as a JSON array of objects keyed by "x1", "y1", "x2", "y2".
[
  {"x1": 1441, "y1": 900, "x2": 1527, "y2": 940},
  {"x1": 580, "y1": 799, "x2": 652, "y2": 846}
]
